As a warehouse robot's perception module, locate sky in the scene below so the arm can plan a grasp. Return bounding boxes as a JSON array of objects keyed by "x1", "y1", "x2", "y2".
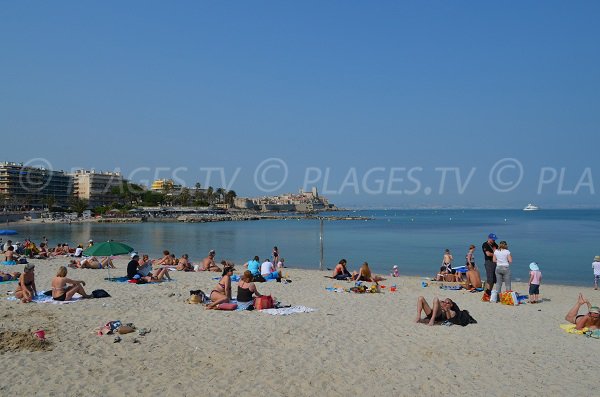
[{"x1": 2, "y1": 1, "x2": 599, "y2": 208}]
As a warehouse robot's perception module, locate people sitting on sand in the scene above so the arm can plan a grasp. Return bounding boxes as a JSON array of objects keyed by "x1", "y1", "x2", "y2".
[
  {"x1": 37, "y1": 243, "x2": 49, "y2": 258},
  {"x1": 415, "y1": 296, "x2": 476, "y2": 326},
  {"x1": 3, "y1": 245, "x2": 18, "y2": 265},
  {"x1": 128, "y1": 254, "x2": 171, "y2": 282},
  {"x1": 15, "y1": 264, "x2": 37, "y2": 303},
  {"x1": 332, "y1": 259, "x2": 352, "y2": 280},
  {"x1": 69, "y1": 256, "x2": 115, "y2": 269},
  {"x1": 73, "y1": 244, "x2": 84, "y2": 257},
  {"x1": 0, "y1": 270, "x2": 20, "y2": 281},
  {"x1": 237, "y1": 270, "x2": 263, "y2": 309},
  {"x1": 137, "y1": 254, "x2": 154, "y2": 276},
  {"x1": 153, "y1": 250, "x2": 175, "y2": 268},
  {"x1": 353, "y1": 262, "x2": 385, "y2": 282},
  {"x1": 244, "y1": 256, "x2": 263, "y2": 281},
  {"x1": 51, "y1": 243, "x2": 66, "y2": 256},
  {"x1": 199, "y1": 250, "x2": 221, "y2": 272},
  {"x1": 463, "y1": 262, "x2": 482, "y2": 290},
  {"x1": 51, "y1": 266, "x2": 92, "y2": 301},
  {"x1": 261, "y1": 258, "x2": 282, "y2": 281},
  {"x1": 565, "y1": 293, "x2": 600, "y2": 330},
  {"x1": 206, "y1": 264, "x2": 234, "y2": 309},
  {"x1": 176, "y1": 254, "x2": 193, "y2": 271},
  {"x1": 277, "y1": 257, "x2": 286, "y2": 269}
]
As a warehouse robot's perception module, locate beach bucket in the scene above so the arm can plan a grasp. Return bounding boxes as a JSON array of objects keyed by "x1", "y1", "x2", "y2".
[
  {"x1": 421, "y1": 281, "x2": 428, "y2": 288},
  {"x1": 490, "y1": 290, "x2": 498, "y2": 303},
  {"x1": 34, "y1": 330, "x2": 46, "y2": 341}
]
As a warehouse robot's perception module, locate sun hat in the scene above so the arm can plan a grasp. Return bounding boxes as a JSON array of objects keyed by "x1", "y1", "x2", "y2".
[
  {"x1": 589, "y1": 306, "x2": 600, "y2": 315},
  {"x1": 24, "y1": 263, "x2": 35, "y2": 272},
  {"x1": 594, "y1": 255, "x2": 600, "y2": 262},
  {"x1": 488, "y1": 233, "x2": 498, "y2": 240},
  {"x1": 529, "y1": 262, "x2": 539, "y2": 271},
  {"x1": 187, "y1": 294, "x2": 201, "y2": 304},
  {"x1": 130, "y1": 252, "x2": 139, "y2": 259},
  {"x1": 393, "y1": 265, "x2": 398, "y2": 269}
]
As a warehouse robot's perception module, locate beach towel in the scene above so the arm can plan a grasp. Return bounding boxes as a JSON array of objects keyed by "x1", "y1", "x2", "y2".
[
  {"x1": 0, "y1": 279, "x2": 18, "y2": 284},
  {"x1": 440, "y1": 285, "x2": 462, "y2": 290},
  {"x1": 2, "y1": 261, "x2": 17, "y2": 266},
  {"x1": 260, "y1": 306, "x2": 316, "y2": 316},
  {"x1": 560, "y1": 324, "x2": 589, "y2": 335},
  {"x1": 212, "y1": 274, "x2": 241, "y2": 282},
  {"x1": 105, "y1": 277, "x2": 173, "y2": 284},
  {"x1": 7, "y1": 292, "x2": 83, "y2": 304}
]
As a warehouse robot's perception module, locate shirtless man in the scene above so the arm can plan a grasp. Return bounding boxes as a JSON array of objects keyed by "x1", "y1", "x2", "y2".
[
  {"x1": 199, "y1": 250, "x2": 221, "y2": 272},
  {"x1": 565, "y1": 293, "x2": 600, "y2": 330},
  {"x1": 464, "y1": 262, "x2": 482, "y2": 290}
]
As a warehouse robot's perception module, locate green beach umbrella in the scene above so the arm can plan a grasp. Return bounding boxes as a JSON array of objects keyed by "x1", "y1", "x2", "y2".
[{"x1": 83, "y1": 241, "x2": 134, "y2": 257}]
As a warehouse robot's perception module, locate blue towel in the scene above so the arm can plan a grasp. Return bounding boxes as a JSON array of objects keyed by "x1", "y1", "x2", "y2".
[{"x1": 2, "y1": 261, "x2": 17, "y2": 266}]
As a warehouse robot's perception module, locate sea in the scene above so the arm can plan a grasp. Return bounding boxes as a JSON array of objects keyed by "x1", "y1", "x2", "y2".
[{"x1": 7, "y1": 209, "x2": 600, "y2": 286}]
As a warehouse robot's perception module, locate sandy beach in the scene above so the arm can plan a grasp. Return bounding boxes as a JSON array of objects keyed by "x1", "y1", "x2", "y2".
[{"x1": 1, "y1": 257, "x2": 599, "y2": 397}]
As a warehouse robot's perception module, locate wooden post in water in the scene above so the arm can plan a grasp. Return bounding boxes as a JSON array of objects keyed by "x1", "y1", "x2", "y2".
[{"x1": 319, "y1": 217, "x2": 324, "y2": 271}]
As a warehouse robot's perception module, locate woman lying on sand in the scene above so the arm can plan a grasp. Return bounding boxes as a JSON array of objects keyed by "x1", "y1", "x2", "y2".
[
  {"x1": 565, "y1": 293, "x2": 600, "y2": 330},
  {"x1": 51, "y1": 266, "x2": 92, "y2": 301},
  {"x1": 69, "y1": 256, "x2": 115, "y2": 269},
  {"x1": 206, "y1": 264, "x2": 234, "y2": 309},
  {"x1": 415, "y1": 296, "x2": 476, "y2": 326},
  {"x1": 0, "y1": 271, "x2": 20, "y2": 281},
  {"x1": 15, "y1": 264, "x2": 36, "y2": 303}
]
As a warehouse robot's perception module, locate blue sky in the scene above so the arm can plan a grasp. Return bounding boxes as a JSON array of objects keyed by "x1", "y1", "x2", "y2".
[{"x1": 2, "y1": 1, "x2": 599, "y2": 208}]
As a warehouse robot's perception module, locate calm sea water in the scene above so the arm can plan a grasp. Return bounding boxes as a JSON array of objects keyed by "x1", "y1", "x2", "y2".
[{"x1": 8, "y1": 210, "x2": 600, "y2": 286}]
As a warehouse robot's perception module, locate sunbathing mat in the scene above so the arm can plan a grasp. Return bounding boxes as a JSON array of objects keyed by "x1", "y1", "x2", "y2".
[
  {"x1": 7, "y1": 292, "x2": 82, "y2": 304},
  {"x1": 105, "y1": 277, "x2": 174, "y2": 284},
  {"x1": 0, "y1": 279, "x2": 18, "y2": 284},
  {"x1": 260, "y1": 306, "x2": 316, "y2": 315}
]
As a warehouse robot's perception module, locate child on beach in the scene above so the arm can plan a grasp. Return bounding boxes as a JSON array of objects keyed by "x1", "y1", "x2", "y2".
[
  {"x1": 391, "y1": 265, "x2": 399, "y2": 277},
  {"x1": 593, "y1": 255, "x2": 600, "y2": 290},
  {"x1": 528, "y1": 262, "x2": 542, "y2": 303}
]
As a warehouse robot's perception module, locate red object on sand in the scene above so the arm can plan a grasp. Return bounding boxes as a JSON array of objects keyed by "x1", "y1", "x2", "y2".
[{"x1": 34, "y1": 330, "x2": 46, "y2": 340}]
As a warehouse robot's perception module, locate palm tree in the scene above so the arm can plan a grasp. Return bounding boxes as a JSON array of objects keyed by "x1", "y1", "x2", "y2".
[
  {"x1": 206, "y1": 186, "x2": 214, "y2": 205},
  {"x1": 215, "y1": 188, "x2": 226, "y2": 204},
  {"x1": 69, "y1": 198, "x2": 89, "y2": 216},
  {"x1": 225, "y1": 190, "x2": 237, "y2": 207}
]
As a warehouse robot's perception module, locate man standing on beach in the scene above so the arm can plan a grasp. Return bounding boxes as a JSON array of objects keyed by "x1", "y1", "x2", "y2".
[{"x1": 482, "y1": 233, "x2": 498, "y2": 296}]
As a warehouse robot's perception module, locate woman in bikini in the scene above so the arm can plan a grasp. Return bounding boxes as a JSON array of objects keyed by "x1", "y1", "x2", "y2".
[
  {"x1": 206, "y1": 264, "x2": 234, "y2": 309},
  {"x1": 176, "y1": 254, "x2": 192, "y2": 271},
  {"x1": 332, "y1": 259, "x2": 352, "y2": 280},
  {"x1": 51, "y1": 266, "x2": 92, "y2": 301},
  {"x1": 70, "y1": 256, "x2": 115, "y2": 269},
  {"x1": 154, "y1": 250, "x2": 174, "y2": 267},
  {"x1": 565, "y1": 293, "x2": 600, "y2": 330},
  {"x1": 15, "y1": 263, "x2": 37, "y2": 303}
]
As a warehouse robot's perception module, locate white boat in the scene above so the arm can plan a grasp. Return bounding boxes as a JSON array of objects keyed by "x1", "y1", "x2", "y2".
[{"x1": 523, "y1": 203, "x2": 540, "y2": 211}]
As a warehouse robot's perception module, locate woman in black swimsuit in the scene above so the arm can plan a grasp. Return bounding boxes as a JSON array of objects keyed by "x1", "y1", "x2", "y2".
[
  {"x1": 51, "y1": 266, "x2": 92, "y2": 301},
  {"x1": 237, "y1": 270, "x2": 263, "y2": 303}
]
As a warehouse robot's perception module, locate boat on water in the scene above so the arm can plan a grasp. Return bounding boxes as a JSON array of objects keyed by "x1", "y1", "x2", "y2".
[{"x1": 523, "y1": 203, "x2": 540, "y2": 211}]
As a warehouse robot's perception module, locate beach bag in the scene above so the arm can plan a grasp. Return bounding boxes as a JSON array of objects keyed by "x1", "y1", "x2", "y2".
[
  {"x1": 92, "y1": 289, "x2": 111, "y2": 298},
  {"x1": 18, "y1": 257, "x2": 28, "y2": 264},
  {"x1": 254, "y1": 295, "x2": 274, "y2": 310},
  {"x1": 481, "y1": 291, "x2": 490, "y2": 302},
  {"x1": 490, "y1": 290, "x2": 498, "y2": 303}
]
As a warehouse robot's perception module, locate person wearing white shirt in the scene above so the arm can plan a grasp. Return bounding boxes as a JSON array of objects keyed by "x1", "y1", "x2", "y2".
[
  {"x1": 261, "y1": 259, "x2": 282, "y2": 281},
  {"x1": 493, "y1": 241, "x2": 512, "y2": 295}
]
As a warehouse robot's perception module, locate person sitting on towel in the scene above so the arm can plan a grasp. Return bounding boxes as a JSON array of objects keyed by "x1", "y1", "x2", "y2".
[
  {"x1": 206, "y1": 264, "x2": 234, "y2": 309},
  {"x1": 353, "y1": 262, "x2": 385, "y2": 282},
  {"x1": 237, "y1": 270, "x2": 263, "y2": 304},
  {"x1": 463, "y1": 262, "x2": 482, "y2": 290},
  {"x1": 51, "y1": 266, "x2": 92, "y2": 301}
]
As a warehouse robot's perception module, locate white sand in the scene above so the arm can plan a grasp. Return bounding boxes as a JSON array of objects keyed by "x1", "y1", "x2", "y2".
[{"x1": 1, "y1": 258, "x2": 599, "y2": 396}]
